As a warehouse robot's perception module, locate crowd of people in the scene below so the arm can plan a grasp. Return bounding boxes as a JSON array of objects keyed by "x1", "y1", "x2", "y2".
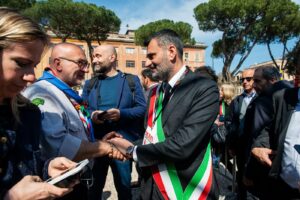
[{"x1": 1, "y1": 6, "x2": 300, "y2": 200}]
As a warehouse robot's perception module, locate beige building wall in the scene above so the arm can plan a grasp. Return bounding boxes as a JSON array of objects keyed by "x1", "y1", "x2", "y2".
[
  {"x1": 35, "y1": 31, "x2": 206, "y2": 80},
  {"x1": 248, "y1": 59, "x2": 294, "y2": 81}
]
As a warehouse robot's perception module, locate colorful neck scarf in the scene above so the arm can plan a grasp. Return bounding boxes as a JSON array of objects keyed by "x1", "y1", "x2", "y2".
[{"x1": 39, "y1": 70, "x2": 95, "y2": 142}]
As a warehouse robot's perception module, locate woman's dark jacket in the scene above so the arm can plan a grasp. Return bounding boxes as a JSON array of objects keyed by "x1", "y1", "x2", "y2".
[{"x1": 0, "y1": 95, "x2": 43, "y2": 198}]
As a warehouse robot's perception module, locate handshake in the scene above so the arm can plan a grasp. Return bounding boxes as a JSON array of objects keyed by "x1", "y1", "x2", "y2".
[{"x1": 102, "y1": 131, "x2": 135, "y2": 161}]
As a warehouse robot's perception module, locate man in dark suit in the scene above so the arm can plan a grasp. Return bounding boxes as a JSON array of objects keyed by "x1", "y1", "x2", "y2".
[
  {"x1": 240, "y1": 66, "x2": 292, "y2": 199},
  {"x1": 249, "y1": 56, "x2": 300, "y2": 199},
  {"x1": 226, "y1": 68, "x2": 257, "y2": 199},
  {"x1": 109, "y1": 29, "x2": 219, "y2": 200}
]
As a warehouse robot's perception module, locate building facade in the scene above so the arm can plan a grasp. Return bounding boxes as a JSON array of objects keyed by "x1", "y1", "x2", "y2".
[
  {"x1": 234, "y1": 59, "x2": 294, "y2": 82},
  {"x1": 35, "y1": 30, "x2": 207, "y2": 80}
]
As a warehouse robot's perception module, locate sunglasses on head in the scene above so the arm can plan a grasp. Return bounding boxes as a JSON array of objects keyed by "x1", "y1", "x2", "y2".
[{"x1": 240, "y1": 77, "x2": 253, "y2": 83}]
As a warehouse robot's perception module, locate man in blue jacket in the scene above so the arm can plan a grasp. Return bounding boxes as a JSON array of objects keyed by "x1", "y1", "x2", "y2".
[{"x1": 82, "y1": 45, "x2": 146, "y2": 200}]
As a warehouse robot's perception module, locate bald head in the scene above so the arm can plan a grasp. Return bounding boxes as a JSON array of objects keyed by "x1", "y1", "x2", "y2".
[
  {"x1": 94, "y1": 45, "x2": 117, "y2": 58},
  {"x1": 50, "y1": 43, "x2": 85, "y2": 65},
  {"x1": 49, "y1": 43, "x2": 88, "y2": 87},
  {"x1": 92, "y1": 45, "x2": 118, "y2": 76}
]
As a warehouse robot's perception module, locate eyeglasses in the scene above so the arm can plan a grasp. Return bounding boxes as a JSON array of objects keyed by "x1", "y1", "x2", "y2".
[
  {"x1": 58, "y1": 57, "x2": 89, "y2": 70},
  {"x1": 240, "y1": 77, "x2": 253, "y2": 83}
]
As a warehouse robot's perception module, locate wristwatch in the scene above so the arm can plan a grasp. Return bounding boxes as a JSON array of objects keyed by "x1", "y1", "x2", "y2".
[{"x1": 126, "y1": 146, "x2": 134, "y2": 157}]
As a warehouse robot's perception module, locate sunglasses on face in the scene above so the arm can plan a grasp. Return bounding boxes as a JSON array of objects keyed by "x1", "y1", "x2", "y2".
[{"x1": 240, "y1": 77, "x2": 253, "y2": 83}]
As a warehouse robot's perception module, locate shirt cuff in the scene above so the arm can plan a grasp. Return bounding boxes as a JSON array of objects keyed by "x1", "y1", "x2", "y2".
[{"x1": 133, "y1": 146, "x2": 138, "y2": 162}]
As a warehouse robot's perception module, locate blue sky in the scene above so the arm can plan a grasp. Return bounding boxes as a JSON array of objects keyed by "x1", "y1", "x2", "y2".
[{"x1": 78, "y1": 0, "x2": 300, "y2": 74}]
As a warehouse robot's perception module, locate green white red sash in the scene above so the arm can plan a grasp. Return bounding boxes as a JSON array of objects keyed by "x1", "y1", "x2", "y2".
[{"x1": 143, "y1": 85, "x2": 213, "y2": 200}]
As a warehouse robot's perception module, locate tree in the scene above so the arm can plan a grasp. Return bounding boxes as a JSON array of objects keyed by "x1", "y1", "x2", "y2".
[
  {"x1": 24, "y1": 0, "x2": 75, "y2": 42},
  {"x1": 24, "y1": 0, "x2": 121, "y2": 66},
  {"x1": 73, "y1": 2, "x2": 120, "y2": 61},
  {"x1": 258, "y1": 0, "x2": 300, "y2": 72},
  {"x1": 134, "y1": 19, "x2": 195, "y2": 46},
  {"x1": 285, "y1": 40, "x2": 300, "y2": 75},
  {"x1": 0, "y1": 0, "x2": 35, "y2": 11},
  {"x1": 194, "y1": 0, "x2": 300, "y2": 82}
]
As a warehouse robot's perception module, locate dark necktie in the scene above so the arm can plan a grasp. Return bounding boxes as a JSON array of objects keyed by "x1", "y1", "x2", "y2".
[{"x1": 162, "y1": 82, "x2": 172, "y2": 107}]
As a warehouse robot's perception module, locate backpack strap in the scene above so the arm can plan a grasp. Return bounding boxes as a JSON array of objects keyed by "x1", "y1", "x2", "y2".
[
  {"x1": 123, "y1": 73, "x2": 136, "y2": 100},
  {"x1": 86, "y1": 76, "x2": 99, "y2": 97}
]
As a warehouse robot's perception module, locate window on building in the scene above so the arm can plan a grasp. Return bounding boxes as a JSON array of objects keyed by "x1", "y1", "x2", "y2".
[
  {"x1": 125, "y1": 47, "x2": 135, "y2": 54},
  {"x1": 142, "y1": 47, "x2": 147, "y2": 54},
  {"x1": 115, "y1": 47, "x2": 119, "y2": 53},
  {"x1": 184, "y1": 52, "x2": 189, "y2": 61},
  {"x1": 126, "y1": 60, "x2": 135, "y2": 68},
  {"x1": 142, "y1": 61, "x2": 146, "y2": 68}
]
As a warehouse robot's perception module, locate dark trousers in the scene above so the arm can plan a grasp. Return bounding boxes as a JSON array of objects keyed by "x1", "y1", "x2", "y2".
[
  {"x1": 261, "y1": 177, "x2": 300, "y2": 200},
  {"x1": 88, "y1": 156, "x2": 132, "y2": 200}
]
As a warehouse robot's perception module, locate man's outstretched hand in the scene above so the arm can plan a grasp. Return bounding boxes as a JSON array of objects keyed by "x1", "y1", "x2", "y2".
[{"x1": 251, "y1": 147, "x2": 275, "y2": 167}]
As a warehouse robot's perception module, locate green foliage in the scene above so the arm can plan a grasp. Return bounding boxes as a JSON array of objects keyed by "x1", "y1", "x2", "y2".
[
  {"x1": 134, "y1": 19, "x2": 195, "y2": 46},
  {"x1": 285, "y1": 40, "x2": 300, "y2": 75},
  {"x1": 24, "y1": 0, "x2": 75, "y2": 41},
  {"x1": 260, "y1": 0, "x2": 300, "y2": 43},
  {"x1": 194, "y1": 0, "x2": 300, "y2": 81},
  {"x1": 24, "y1": 0, "x2": 121, "y2": 61},
  {"x1": 0, "y1": 0, "x2": 35, "y2": 11},
  {"x1": 259, "y1": 0, "x2": 300, "y2": 72}
]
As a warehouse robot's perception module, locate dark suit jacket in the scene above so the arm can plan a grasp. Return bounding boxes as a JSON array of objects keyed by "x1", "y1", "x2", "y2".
[
  {"x1": 260, "y1": 88, "x2": 298, "y2": 178},
  {"x1": 136, "y1": 70, "x2": 219, "y2": 200},
  {"x1": 248, "y1": 88, "x2": 299, "y2": 199},
  {"x1": 227, "y1": 92, "x2": 257, "y2": 156},
  {"x1": 244, "y1": 81, "x2": 293, "y2": 180}
]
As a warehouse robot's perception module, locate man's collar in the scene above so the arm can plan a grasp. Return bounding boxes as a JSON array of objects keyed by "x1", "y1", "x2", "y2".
[
  {"x1": 149, "y1": 82, "x2": 159, "y2": 89},
  {"x1": 168, "y1": 65, "x2": 186, "y2": 88},
  {"x1": 243, "y1": 90, "x2": 256, "y2": 98}
]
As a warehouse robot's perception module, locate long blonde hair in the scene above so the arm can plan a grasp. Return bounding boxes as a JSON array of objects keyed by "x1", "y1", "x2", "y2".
[
  {"x1": 0, "y1": 7, "x2": 49, "y2": 48},
  {"x1": 0, "y1": 7, "x2": 49, "y2": 122}
]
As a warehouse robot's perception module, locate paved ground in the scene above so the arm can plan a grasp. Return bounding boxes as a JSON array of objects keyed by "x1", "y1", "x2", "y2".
[{"x1": 102, "y1": 164, "x2": 138, "y2": 200}]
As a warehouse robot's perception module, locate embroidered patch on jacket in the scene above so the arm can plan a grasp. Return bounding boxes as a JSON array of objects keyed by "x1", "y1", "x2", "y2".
[{"x1": 31, "y1": 98, "x2": 45, "y2": 106}]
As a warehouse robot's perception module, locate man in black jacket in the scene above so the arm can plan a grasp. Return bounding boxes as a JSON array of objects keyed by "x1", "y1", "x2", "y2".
[
  {"x1": 109, "y1": 29, "x2": 220, "y2": 200},
  {"x1": 227, "y1": 68, "x2": 257, "y2": 199},
  {"x1": 242, "y1": 66, "x2": 292, "y2": 199},
  {"x1": 249, "y1": 56, "x2": 300, "y2": 199}
]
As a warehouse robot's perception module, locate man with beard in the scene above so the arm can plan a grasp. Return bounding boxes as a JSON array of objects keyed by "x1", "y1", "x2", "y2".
[
  {"x1": 81, "y1": 45, "x2": 146, "y2": 200},
  {"x1": 23, "y1": 43, "x2": 125, "y2": 200},
  {"x1": 108, "y1": 29, "x2": 220, "y2": 200}
]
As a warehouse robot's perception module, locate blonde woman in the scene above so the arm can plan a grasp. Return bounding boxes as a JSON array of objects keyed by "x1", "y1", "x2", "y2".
[
  {"x1": 0, "y1": 7, "x2": 77, "y2": 200},
  {"x1": 212, "y1": 83, "x2": 235, "y2": 167},
  {"x1": 213, "y1": 84, "x2": 235, "y2": 136}
]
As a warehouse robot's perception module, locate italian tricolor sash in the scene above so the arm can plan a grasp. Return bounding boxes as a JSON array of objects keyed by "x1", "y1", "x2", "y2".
[{"x1": 143, "y1": 85, "x2": 213, "y2": 200}]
